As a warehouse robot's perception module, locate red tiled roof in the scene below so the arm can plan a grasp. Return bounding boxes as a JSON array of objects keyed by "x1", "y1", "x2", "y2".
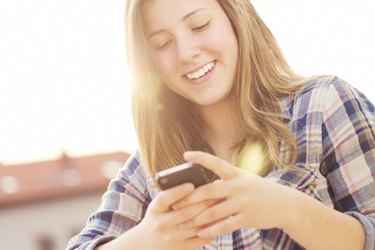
[{"x1": 0, "y1": 152, "x2": 130, "y2": 208}]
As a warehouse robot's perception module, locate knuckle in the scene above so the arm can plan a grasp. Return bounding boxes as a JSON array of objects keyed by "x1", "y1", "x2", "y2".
[
  {"x1": 217, "y1": 221, "x2": 228, "y2": 233},
  {"x1": 203, "y1": 199, "x2": 214, "y2": 208},
  {"x1": 184, "y1": 207, "x2": 197, "y2": 219},
  {"x1": 178, "y1": 205, "x2": 199, "y2": 222},
  {"x1": 180, "y1": 197, "x2": 192, "y2": 206},
  {"x1": 151, "y1": 219, "x2": 164, "y2": 231},
  {"x1": 154, "y1": 194, "x2": 170, "y2": 210},
  {"x1": 206, "y1": 208, "x2": 219, "y2": 219},
  {"x1": 175, "y1": 210, "x2": 189, "y2": 223}
]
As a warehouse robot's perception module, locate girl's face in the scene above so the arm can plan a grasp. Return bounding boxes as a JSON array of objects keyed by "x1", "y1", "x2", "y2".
[{"x1": 142, "y1": 0, "x2": 238, "y2": 107}]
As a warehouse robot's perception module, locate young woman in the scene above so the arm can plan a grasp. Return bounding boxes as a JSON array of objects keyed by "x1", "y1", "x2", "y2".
[{"x1": 67, "y1": 0, "x2": 375, "y2": 249}]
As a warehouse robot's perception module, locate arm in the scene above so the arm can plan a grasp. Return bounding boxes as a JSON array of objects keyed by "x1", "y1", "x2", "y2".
[
  {"x1": 67, "y1": 153, "x2": 151, "y2": 250},
  {"x1": 94, "y1": 226, "x2": 144, "y2": 250},
  {"x1": 285, "y1": 78, "x2": 375, "y2": 249},
  {"x1": 321, "y1": 78, "x2": 375, "y2": 248},
  {"x1": 178, "y1": 151, "x2": 366, "y2": 249},
  {"x1": 174, "y1": 78, "x2": 374, "y2": 249},
  {"x1": 67, "y1": 153, "x2": 215, "y2": 250},
  {"x1": 281, "y1": 182, "x2": 366, "y2": 249}
]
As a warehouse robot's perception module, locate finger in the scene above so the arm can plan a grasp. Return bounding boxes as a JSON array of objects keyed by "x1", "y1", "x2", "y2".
[
  {"x1": 179, "y1": 197, "x2": 240, "y2": 228},
  {"x1": 184, "y1": 236, "x2": 216, "y2": 250},
  {"x1": 172, "y1": 179, "x2": 232, "y2": 209},
  {"x1": 198, "y1": 213, "x2": 243, "y2": 238},
  {"x1": 161, "y1": 218, "x2": 215, "y2": 245},
  {"x1": 172, "y1": 227, "x2": 201, "y2": 240},
  {"x1": 168, "y1": 199, "x2": 218, "y2": 225},
  {"x1": 183, "y1": 151, "x2": 239, "y2": 180},
  {"x1": 170, "y1": 199, "x2": 220, "y2": 226},
  {"x1": 151, "y1": 183, "x2": 195, "y2": 213}
]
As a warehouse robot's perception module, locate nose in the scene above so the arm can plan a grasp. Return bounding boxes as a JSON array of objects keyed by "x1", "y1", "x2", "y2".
[{"x1": 176, "y1": 36, "x2": 200, "y2": 63}]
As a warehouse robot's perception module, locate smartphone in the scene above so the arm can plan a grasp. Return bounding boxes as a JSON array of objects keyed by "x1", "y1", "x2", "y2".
[{"x1": 155, "y1": 162, "x2": 219, "y2": 190}]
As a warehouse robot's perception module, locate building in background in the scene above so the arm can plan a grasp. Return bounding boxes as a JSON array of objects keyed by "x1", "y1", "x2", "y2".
[{"x1": 0, "y1": 152, "x2": 130, "y2": 250}]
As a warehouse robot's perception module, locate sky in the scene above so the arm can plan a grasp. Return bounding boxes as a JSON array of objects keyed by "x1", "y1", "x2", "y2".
[{"x1": 0, "y1": 0, "x2": 374, "y2": 165}]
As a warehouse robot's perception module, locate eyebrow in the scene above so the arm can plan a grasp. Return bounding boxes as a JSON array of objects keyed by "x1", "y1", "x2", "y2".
[{"x1": 147, "y1": 8, "x2": 208, "y2": 39}]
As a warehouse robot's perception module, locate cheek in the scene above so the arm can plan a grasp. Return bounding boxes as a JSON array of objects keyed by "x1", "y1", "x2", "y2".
[
  {"x1": 153, "y1": 53, "x2": 182, "y2": 94},
  {"x1": 200, "y1": 31, "x2": 220, "y2": 52},
  {"x1": 154, "y1": 52, "x2": 177, "y2": 79},
  {"x1": 203, "y1": 25, "x2": 235, "y2": 51}
]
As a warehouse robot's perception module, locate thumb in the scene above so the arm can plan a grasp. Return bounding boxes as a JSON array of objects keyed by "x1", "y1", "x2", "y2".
[{"x1": 151, "y1": 183, "x2": 195, "y2": 213}]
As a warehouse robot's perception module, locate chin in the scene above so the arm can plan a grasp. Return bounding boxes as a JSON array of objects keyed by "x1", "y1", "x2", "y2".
[{"x1": 194, "y1": 98, "x2": 222, "y2": 107}]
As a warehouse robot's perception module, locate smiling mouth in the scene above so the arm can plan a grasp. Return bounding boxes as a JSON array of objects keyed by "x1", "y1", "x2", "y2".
[{"x1": 185, "y1": 61, "x2": 215, "y2": 80}]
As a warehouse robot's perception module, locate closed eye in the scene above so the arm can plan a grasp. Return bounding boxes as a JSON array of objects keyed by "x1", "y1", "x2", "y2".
[
  {"x1": 155, "y1": 40, "x2": 173, "y2": 50},
  {"x1": 192, "y1": 20, "x2": 211, "y2": 32}
]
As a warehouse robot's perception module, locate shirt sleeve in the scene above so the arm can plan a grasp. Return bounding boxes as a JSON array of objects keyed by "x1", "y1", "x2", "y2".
[
  {"x1": 320, "y1": 77, "x2": 375, "y2": 250},
  {"x1": 66, "y1": 153, "x2": 151, "y2": 250}
]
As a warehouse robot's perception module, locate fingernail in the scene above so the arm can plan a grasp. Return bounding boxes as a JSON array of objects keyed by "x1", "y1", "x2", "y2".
[
  {"x1": 183, "y1": 183, "x2": 194, "y2": 192},
  {"x1": 183, "y1": 151, "x2": 194, "y2": 159}
]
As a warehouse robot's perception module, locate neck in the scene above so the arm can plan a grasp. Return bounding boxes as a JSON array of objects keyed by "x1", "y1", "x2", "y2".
[{"x1": 198, "y1": 93, "x2": 243, "y2": 162}]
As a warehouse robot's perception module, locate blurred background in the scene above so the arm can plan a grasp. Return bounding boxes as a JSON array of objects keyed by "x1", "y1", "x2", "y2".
[{"x1": 0, "y1": 0, "x2": 374, "y2": 249}]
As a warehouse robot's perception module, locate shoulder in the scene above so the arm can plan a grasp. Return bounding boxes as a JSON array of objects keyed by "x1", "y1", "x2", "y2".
[
  {"x1": 296, "y1": 75, "x2": 369, "y2": 105},
  {"x1": 121, "y1": 151, "x2": 143, "y2": 175},
  {"x1": 295, "y1": 75, "x2": 345, "y2": 106},
  {"x1": 281, "y1": 75, "x2": 371, "y2": 119},
  {"x1": 114, "y1": 151, "x2": 150, "y2": 191},
  {"x1": 299, "y1": 75, "x2": 337, "y2": 92}
]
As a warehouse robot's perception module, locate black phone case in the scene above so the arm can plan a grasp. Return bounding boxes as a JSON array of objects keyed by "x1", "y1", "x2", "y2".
[{"x1": 156, "y1": 163, "x2": 219, "y2": 190}]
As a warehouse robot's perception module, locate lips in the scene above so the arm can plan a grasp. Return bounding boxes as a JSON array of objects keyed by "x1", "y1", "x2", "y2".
[{"x1": 185, "y1": 61, "x2": 215, "y2": 80}]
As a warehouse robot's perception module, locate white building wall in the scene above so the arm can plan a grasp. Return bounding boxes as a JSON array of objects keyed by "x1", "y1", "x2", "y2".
[{"x1": 0, "y1": 193, "x2": 103, "y2": 250}]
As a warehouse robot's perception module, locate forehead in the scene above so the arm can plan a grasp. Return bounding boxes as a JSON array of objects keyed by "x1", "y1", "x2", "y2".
[{"x1": 142, "y1": 0, "x2": 221, "y2": 31}]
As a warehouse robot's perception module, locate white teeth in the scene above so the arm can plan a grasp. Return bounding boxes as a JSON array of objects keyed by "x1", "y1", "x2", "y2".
[{"x1": 186, "y1": 62, "x2": 214, "y2": 80}]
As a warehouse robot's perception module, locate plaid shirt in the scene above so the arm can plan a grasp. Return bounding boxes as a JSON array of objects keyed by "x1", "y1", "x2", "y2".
[{"x1": 67, "y1": 76, "x2": 375, "y2": 250}]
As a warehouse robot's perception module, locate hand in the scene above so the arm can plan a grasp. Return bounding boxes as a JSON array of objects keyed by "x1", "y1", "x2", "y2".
[
  {"x1": 172, "y1": 151, "x2": 295, "y2": 239},
  {"x1": 133, "y1": 182, "x2": 216, "y2": 250}
]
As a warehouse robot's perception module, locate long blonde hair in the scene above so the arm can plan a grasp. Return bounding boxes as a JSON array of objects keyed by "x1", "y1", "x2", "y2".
[{"x1": 125, "y1": 0, "x2": 313, "y2": 178}]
